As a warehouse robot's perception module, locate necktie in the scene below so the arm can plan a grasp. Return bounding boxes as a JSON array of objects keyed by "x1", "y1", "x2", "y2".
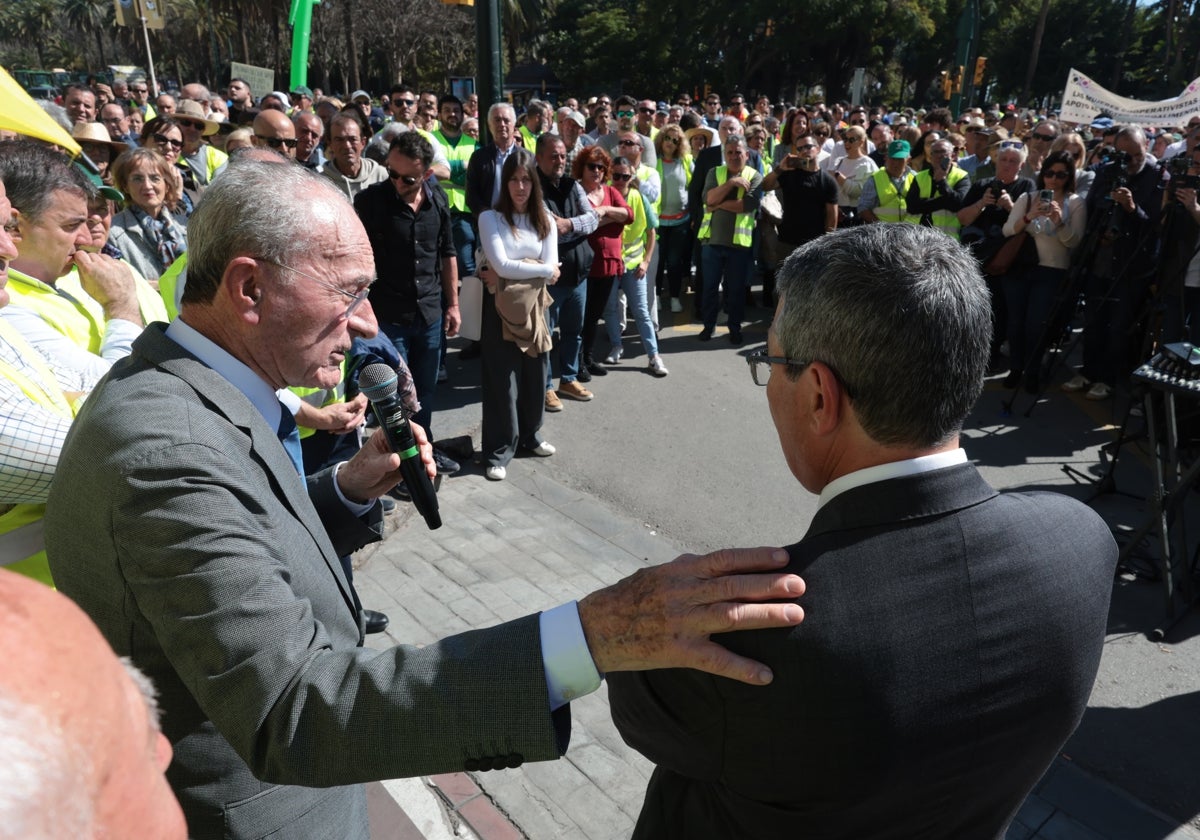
[{"x1": 277, "y1": 404, "x2": 304, "y2": 476}]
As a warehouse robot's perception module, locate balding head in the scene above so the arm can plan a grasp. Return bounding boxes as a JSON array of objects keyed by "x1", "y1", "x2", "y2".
[
  {"x1": 252, "y1": 110, "x2": 297, "y2": 158},
  {"x1": 0, "y1": 571, "x2": 186, "y2": 839}
]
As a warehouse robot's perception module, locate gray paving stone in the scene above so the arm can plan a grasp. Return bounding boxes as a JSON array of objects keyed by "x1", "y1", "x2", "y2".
[
  {"x1": 1034, "y1": 812, "x2": 1109, "y2": 840},
  {"x1": 1038, "y1": 761, "x2": 1183, "y2": 840}
]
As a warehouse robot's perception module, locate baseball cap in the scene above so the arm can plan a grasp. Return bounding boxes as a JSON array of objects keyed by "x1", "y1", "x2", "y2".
[
  {"x1": 887, "y1": 140, "x2": 911, "y2": 158},
  {"x1": 565, "y1": 109, "x2": 586, "y2": 128},
  {"x1": 291, "y1": 85, "x2": 313, "y2": 98},
  {"x1": 350, "y1": 89, "x2": 371, "y2": 103}
]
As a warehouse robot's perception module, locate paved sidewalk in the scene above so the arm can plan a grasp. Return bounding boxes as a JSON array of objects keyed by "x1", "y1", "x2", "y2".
[{"x1": 354, "y1": 454, "x2": 1200, "y2": 840}]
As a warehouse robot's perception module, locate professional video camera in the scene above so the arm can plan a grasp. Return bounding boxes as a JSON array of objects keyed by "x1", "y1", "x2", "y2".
[{"x1": 1164, "y1": 155, "x2": 1200, "y2": 194}]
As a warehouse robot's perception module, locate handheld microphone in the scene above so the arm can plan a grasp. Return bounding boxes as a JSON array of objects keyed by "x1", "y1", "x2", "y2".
[{"x1": 358, "y1": 363, "x2": 442, "y2": 530}]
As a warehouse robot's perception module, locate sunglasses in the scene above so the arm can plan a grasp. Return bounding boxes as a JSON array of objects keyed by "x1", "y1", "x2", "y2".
[
  {"x1": 177, "y1": 119, "x2": 205, "y2": 131},
  {"x1": 130, "y1": 87, "x2": 147, "y2": 94},
  {"x1": 796, "y1": 143, "x2": 818, "y2": 150},
  {"x1": 153, "y1": 134, "x2": 183, "y2": 149},
  {"x1": 615, "y1": 110, "x2": 634, "y2": 118},
  {"x1": 611, "y1": 172, "x2": 633, "y2": 182},
  {"x1": 618, "y1": 139, "x2": 640, "y2": 146},
  {"x1": 1031, "y1": 133, "x2": 1055, "y2": 142},
  {"x1": 1043, "y1": 170, "x2": 1069, "y2": 179},
  {"x1": 586, "y1": 162, "x2": 607, "y2": 172},
  {"x1": 255, "y1": 135, "x2": 298, "y2": 149},
  {"x1": 395, "y1": 98, "x2": 415, "y2": 106},
  {"x1": 998, "y1": 140, "x2": 1025, "y2": 151},
  {"x1": 387, "y1": 169, "x2": 420, "y2": 185},
  {"x1": 638, "y1": 107, "x2": 655, "y2": 115}
]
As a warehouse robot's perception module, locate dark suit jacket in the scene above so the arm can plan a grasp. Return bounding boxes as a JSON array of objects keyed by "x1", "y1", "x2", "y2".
[
  {"x1": 466, "y1": 142, "x2": 513, "y2": 220},
  {"x1": 45, "y1": 324, "x2": 567, "y2": 840},
  {"x1": 609, "y1": 464, "x2": 1116, "y2": 840}
]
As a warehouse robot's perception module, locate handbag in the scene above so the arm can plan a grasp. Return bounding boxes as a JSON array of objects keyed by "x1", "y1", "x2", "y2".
[
  {"x1": 982, "y1": 231, "x2": 1038, "y2": 276},
  {"x1": 458, "y1": 273, "x2": 484, "y2": 341}
]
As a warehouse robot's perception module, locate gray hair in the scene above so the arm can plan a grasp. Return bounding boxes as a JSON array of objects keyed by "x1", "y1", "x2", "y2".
[
  {"x1": 488, "y1": 102, "x2": 515, "y2": 123},
  {"x1": 0, "y1": 695, "x2": 93, "y2": 838},
  {"x1": 1115, "y1": 123, "x2": 1147, "y2": 147},
  {"x1": 774, "y1": 225, "x2": 991, "y2": 448},
  {"x1": 724, "y1": 134, "x2": 748, "y2": 151},
  {"x1": 526, "y1": 98, "x2": 550, "y2": 117},
  {"x1": 183, "y1": 158, "x2": 350, "y2": 305},
  {"x1": 38, "y1": 100, "x2": 72, "y2": 132}
]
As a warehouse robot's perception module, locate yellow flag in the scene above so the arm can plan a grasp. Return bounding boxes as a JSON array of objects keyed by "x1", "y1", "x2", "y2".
[{"x1": 0, "y1": 66, "x2": 81, "y2": 156}]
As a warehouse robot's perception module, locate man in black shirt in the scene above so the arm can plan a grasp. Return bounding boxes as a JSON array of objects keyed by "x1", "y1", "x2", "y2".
[
  {"x1": 354, "y1": 132, "x2": 460, "y2": 469},
  {"x1": 760, "y1": 138, "x2": 838, "y2": 253}
]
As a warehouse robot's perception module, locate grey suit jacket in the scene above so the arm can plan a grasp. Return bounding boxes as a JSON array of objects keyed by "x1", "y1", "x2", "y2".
[
  {"x1": 46, "y1": 324, "x2": 566, "y2": 840},
  {"x1": 107, "y1": 207, "x2": 189, "y2": 282},
  {"x1": 609, "y1": 463, "x2": 1117, "y2": 839}
]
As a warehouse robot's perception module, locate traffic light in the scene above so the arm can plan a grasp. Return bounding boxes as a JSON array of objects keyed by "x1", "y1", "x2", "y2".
[
  {"x1": 940, "y1": 71, "x2": 951, "y2": 101},
  {"x1": 974, "y1": 57, "x2": 987, "y2": 86},
  {"x1": 951, "y1": 65, "x2": 964, "y2": 94}
]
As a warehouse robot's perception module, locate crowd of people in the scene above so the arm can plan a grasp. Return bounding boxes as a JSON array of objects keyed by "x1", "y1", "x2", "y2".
[
  {"x1": 22, "y1": 77, "x2": 1200, "y2": 416},
  {"x1": 0, "y1": 70, "x2": 1142, "y2": 839}
]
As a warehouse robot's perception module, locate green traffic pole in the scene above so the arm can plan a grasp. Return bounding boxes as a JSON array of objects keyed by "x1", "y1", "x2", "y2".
[
  {"x1": 475, "y1": 0, "x2": 503, "y2": 144},
  {"x1": 288, "y1": 0, "x2": 319, "y2": 91}
]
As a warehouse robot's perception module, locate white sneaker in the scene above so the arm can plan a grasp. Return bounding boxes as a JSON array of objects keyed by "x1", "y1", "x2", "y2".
[
  {"x1": 670, "y1": 298, "x2": 683, "y2": 313},
  {"x1": 1085, "y1": 382, "x2": 1113, "y2": 400},
  {"x1": 604, "y1": 347, "x2": 623, "y2": 365},
  {"x1": 485, "y1": 465, "x2": 506, "y2": 481},
  {"x1": 648, "y1": 355, "x2": 669, "y2": 377},
  {"x1": 1062, "y1": 374, "x2": 1091, "y2": 392},
  {"x1": 528, "y1": 441, "x2": 556, "y2": 457}
]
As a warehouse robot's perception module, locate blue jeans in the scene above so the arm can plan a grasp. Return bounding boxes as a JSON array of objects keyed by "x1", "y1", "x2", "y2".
[
  {"x1": 605, "y1": 268, "x2": 658, "y2": 357},
  {"x1": 379, "y1": 316, "x2": 442, "y2": 438},
  {"x1": 450, "y1": 213, "x2": 477, "y2": 277},
  {"x1": 546, "y1": 280, "x2": 586, "y2": 388},
  {"x1": 701, "y1": 244, "x2": 752, "y2": 335}
]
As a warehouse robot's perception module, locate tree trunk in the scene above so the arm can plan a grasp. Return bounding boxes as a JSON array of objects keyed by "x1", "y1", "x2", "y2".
[
  {"x1": 344, "y1": 0, "x2": 361, "y2": 93},
  {"x1": 1109, "y1": 0, "x2": 1139, "y2": 89},
  {"x1": 1021, "y1": 0, "x2": 1051, "y2": 104}
]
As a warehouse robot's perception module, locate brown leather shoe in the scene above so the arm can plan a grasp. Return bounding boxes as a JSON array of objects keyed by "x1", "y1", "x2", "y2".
[
  {"x1": 545, "y1": 389, "x2": 563, "y2": 412},
  {"x1": 557, "y1": 380, "x2": 594, "y2": 401}
]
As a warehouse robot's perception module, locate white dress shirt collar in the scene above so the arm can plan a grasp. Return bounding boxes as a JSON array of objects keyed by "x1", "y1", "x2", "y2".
[
  {"x1": 817, "y1": 448, "x2": 968, "y2": 510},
  {"x1": 166, "y1": 317, "x2": 283, "y2": 429}
]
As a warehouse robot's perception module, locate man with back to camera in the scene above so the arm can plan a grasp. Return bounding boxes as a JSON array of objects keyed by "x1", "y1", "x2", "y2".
[
  {"x1": 44, "y1": 158, "x2": 806, "y2": 839},
  {"x1": 608, "y1": 223, "x2": 1117, "y2": 840}
]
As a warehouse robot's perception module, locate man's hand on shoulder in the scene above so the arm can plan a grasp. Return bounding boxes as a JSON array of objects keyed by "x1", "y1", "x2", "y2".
[{"x1": 577, "y1": 547, "x2": 805, "y2": 686}]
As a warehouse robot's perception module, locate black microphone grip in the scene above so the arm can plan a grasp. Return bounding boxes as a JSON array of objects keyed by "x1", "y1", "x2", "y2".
[{"x1": 359, "y1": 363, "x2": 442, "y2": 530}]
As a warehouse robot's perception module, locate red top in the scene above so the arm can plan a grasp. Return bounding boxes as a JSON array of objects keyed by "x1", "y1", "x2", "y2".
[{"x1": 586, "y1": 184, "x2": 632, "y2": 278}]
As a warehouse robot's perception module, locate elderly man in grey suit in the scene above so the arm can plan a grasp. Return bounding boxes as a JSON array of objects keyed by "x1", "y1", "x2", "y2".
[
  {"x1": 44, "y1": 158, "x2": 805, "y2": 840},
  {"x1": 608, "y1": 224, "x2": 1118, "y2": 839}
]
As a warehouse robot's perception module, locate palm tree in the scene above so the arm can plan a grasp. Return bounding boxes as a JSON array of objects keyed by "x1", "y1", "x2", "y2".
[{"x1": 61, "y1": 0, "x2": 111, "y2": 68}]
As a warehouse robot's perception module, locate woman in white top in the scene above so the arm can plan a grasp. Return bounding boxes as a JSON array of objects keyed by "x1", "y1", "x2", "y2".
[
  {"x1": 821, "y1": 125, "x2": 877, "y2": 226},
  {"x1": 1002, "y1": 150, "x2": 1086, "y2": 393},
  {"x1": 477, "y1": 149, "x2": 561, "y2": 481}
]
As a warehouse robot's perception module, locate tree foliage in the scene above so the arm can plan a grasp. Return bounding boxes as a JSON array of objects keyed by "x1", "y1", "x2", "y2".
[{"x1": 0, "y1": 0, "x2": 1197, "y2": 110}]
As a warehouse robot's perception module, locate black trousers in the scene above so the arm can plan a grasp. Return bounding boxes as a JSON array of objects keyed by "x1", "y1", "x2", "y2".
[
  {"x1": 480, "y1": 291, "x2": 548, "y2": 468},
  {"x1": 582, "y1": 274, "x2": 617, "y2": 360}
]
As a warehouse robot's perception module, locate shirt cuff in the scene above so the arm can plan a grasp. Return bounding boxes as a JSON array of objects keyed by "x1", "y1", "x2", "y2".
[
  {"x1": 540, "y1": 601, "x2": 602, "y2": 711},
  {"x1": 331, "y1": 461, "x2": 376, "y2": 516},
  {"x1": 277, "y1": 388, "x2": 302, "y2": 414}
]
